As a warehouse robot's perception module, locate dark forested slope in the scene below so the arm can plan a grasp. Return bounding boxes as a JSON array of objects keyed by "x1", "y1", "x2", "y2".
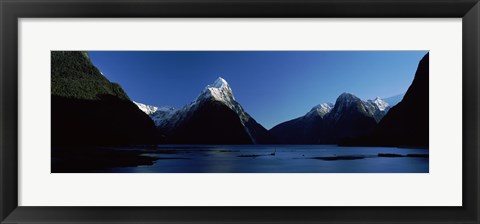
[{"x1": 51, "y1": 51, "x2": 156, "y2": 147}]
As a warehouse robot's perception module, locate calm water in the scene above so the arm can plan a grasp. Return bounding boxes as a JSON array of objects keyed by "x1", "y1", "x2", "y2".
[{"x1": 106, "y1": 145, "x2": 428, "y2": 173}]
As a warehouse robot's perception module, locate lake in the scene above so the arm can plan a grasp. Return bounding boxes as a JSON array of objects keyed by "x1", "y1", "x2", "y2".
[{"x1": 100, "y1": 145, "x2": 429, "y2": 173}]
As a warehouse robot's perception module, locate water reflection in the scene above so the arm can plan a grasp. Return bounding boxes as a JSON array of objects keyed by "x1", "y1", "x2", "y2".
[{"x1": 108, "y1": 145, "x2": 429, "y2": 173}]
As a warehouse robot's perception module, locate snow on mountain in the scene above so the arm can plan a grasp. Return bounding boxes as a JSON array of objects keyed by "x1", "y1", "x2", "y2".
[
  {"x1": 306, "y1": 103, "x2": 334, "y2": 118},
  {"x1": 133, "y1": 101, "x2": 159, "y2": 115},
  {"x1": 196, "y1": 77, "x2": 265, "y2": 142},
  {"x1": 196, "y1": 77, "x2": 238, "y2": 111},
  {"x1": 364, "y1": 96, "x2": 392, "y2": 122},
  {"x1": 199, "y1": 77, "x2": 236, "y2": 103},
  {"x1": 133, "y1": 101, "x2": 177, "y2": 126},
  {"x1": 150, "y1": 106, "x2": 177, "y2": 127},
  {"x1": 194, "y1": 77, "x2": 251, "y2": 125},
  {"x1": 367, "y1": 97, "x2": 389, "y2": 111}
]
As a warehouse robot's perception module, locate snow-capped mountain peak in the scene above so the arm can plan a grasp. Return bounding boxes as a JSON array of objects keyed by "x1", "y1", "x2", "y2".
[
  {"x1": 307, "y1": 103, "x2": 333, "y2": 118},
  {"x1": 198, "y1": 77, "x2": 236, "y2": 103},
  {"x1": 210, "y1": 77, "x2": 229, "y2": 89},
  {"x1": 368, "y1": 97, "x2": 389, "y2": 111},
  {"x1": 133, "y1": 101, "x2": 159, "y2": 115},
  {"x1": 142, "y1": 77, "x2": 267, "y2": 144},
  {"x1": 198, "y1": 77, "x2": 248, "y2": 120}
]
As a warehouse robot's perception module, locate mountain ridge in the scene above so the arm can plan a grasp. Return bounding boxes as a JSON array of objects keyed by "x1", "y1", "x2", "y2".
[
  {"x1": 137, "y1": 77, "x2": 273, "y2": 144},
  {"x1": 51, "y1": 51, "x2": 157, "y2": 147},
  {"x1": 268, "y1": 92, "x2": 396, "y2": 144},
  {"x1": 136, "y1": 80, "x2": 404, "y2": 145}
]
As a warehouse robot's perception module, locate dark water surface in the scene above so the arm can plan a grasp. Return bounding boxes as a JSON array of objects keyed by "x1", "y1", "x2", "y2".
[{"x1": 103, "y1": 145, "x2": 428, "y2": 173}]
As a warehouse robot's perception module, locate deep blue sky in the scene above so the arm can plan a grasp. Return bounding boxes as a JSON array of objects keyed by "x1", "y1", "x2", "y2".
[{"x1": 88, "y1": 51, "x2": 428, "y2": 129}]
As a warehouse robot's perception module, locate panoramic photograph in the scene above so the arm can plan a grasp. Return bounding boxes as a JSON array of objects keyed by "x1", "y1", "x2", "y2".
[{"x1": 51, "y1": 51, "x2": 429, "y2": 173}]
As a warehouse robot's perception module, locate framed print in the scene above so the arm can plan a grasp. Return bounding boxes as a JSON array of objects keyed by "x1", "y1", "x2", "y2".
[{"x1": 1, "y1": 0, "x2": 479, "y2": 223}]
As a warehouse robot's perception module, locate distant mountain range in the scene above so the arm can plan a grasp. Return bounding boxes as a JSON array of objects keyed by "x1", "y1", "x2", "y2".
[
  {"x1": 269, "y1": 93, "x2": 380, "y2": 144},
  {"x1": 135, "y1": 77, "x2": 407, "y2": 145},
  {"x1": 52, "y1": 51, "x2": 428, "y2": 148}
]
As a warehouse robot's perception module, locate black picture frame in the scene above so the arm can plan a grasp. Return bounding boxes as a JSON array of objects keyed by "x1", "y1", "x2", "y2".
[{"x1": 1, "y1": 0, "x2": 479, "y2": 223}]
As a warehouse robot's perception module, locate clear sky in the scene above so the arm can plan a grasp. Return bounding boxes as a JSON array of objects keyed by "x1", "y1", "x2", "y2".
[{"x1": 88, "y1": 51, "x2": 428, "y2": 129}]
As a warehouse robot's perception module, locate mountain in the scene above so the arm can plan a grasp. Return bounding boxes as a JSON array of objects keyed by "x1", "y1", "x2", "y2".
[
  {"x1": 270, "y1": 92, "x2": 382, "y2": 144},
  {"x1": 366, "y1": 97, "x2": 390, "y2": 122},
  {"x1": 269, "y1": 103, "x2": 332, "y2": 144},
  {"x1": 140, "y1": 77, "x2": 272, "y2": 144},
  {"x1": 323, "y1": 93, "x2": 378, "y2": 143},
  {"x1": 149, "y1": 107, "x2": 177, "y2": 127},
  {"x1": 371, "y1": 53, "x2": 429, "y2": 148},
  {"x1": 133, "y1": 101, "x2": 159, "y2": 115},
  {"x1": 368, "y1": 97, "x2": 389, "y2": 112},
  {"x1": 133, "y1": 101, "x2": 177, "y2": 127},
  {"x1": 340, "y1": 53, "x2": 429, "y2": 148},
  {"x1": 51, "y1": 51, "x2": 157, "y2": 147}
]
